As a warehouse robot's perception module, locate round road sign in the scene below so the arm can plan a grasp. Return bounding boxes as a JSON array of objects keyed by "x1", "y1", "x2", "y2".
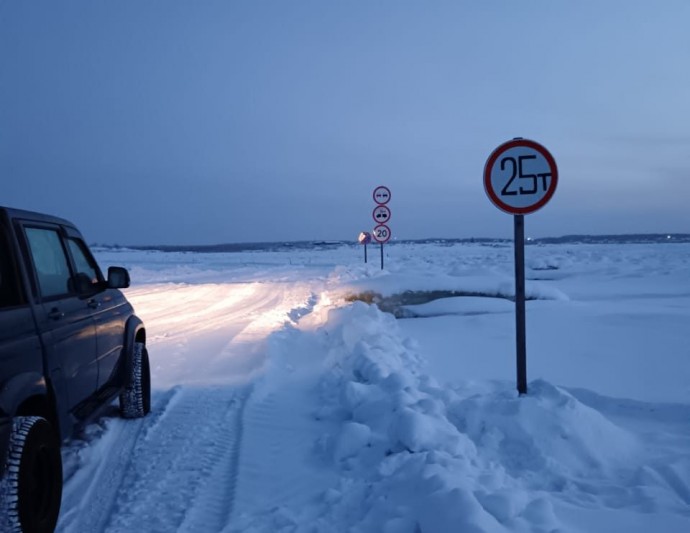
[
  {"x1": 373, "y1": 186, "x2": 391, "y2": 205},
  {"x1": 484, "y1": 138, "x2": 558, "y2": 215},
  {"x1": 358, "y1": 231, "x2": 372, "y2": 245},
  {"x1": 373, "y1": 205, "x2": 391, "y2": 224},
  {"x1": 372, "y1": 224, "x2": 391, "y2": 243}
]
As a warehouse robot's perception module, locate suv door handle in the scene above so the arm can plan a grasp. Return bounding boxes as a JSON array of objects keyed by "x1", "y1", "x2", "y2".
[
  {"x1": 87, "y1": 299, "x2": 101, "y2": 309},
  {"x1": 48, "y1": 308, "x2": 64, "y2": 320}
]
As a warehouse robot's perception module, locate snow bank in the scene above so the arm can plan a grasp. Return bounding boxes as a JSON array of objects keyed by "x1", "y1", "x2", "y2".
[
  {"x1": 309, "y1": 302, "x2": 505, "y2": 532},
  {"x1": 237, "y1": 298, "x2": 683, "y2": 533},
  {"x1": 241, "y1": 302, "x2": 620, "y2": 532},
  {"x1": 451, "y1": 380, "x2": 639, "y2": 481}
]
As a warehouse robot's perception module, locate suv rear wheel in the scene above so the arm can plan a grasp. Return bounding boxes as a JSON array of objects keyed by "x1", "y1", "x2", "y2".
[
  {"x1": 0, "y1": 416, "x2": 62, "y2": 533},
  {"x1": 119, "y1": 342, "x2": 151, "y2": 418}
]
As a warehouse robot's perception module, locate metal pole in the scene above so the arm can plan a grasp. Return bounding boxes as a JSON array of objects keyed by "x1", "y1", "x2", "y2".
[
  {"x1": 380, "y1": 243, "x2": 384, "y2": 270},
  {"x1": 514, "y1": 214, "x2": 527, "y2": 395},
  {"x1": 364, "y1": 244, "x2": 368, "y2": 263}
]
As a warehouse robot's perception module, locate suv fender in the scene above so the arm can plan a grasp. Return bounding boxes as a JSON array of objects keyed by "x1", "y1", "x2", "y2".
[
  {"x1": 0, "y1": 372, "x2": 48, "y2": 419},
  {"x1": 0, "y1": 372, "x2": 49, "y2": 469},
  {"x1": 122, "y1": 316, "x2": 146, "y2": 389}
]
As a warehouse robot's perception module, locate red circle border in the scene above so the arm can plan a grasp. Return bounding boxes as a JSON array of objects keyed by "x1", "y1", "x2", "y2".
[
  {"x1": 483, "y1": 139, "x2": 558, "y2": 215},
  {"x1": 373, "y1": 186, "x2": 392, "y2": 205},
  {"x1": 372, "y1": 205, "x2": 392, "y2": 224},
  {"x1": 372, "y1": 224, "x2": 391, "y2": 243}
]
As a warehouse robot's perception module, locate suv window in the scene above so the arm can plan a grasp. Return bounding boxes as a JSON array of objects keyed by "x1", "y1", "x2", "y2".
[
  {"x1": 25, "y1": 227, "x2": 73, "y2": 299},
  {"x1": 67, "y1": 238, "x2": 102, "y2": 286}
]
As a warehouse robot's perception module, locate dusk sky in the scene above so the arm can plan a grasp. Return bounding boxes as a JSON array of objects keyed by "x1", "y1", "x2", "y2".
[{"x1": 1, "y1": 1, "x2": 688, "y2": 245}]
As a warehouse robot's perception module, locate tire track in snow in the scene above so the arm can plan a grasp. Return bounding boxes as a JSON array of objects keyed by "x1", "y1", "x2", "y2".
[
  {"x1": 57, "y1": 387, "x2": 181, "y2": 533},
  {"x1": 230, "y1": 394, "x2": 336, "y2": 533},
  {"x1": 231, "y1": 375, "x2": 335, "y2": 528},
  {"x1": 176, "y1": 388, "x2": 250, "y2": 532},
  {"x1": 98, "y1": 386, "x2": 250, "y2": 533}
]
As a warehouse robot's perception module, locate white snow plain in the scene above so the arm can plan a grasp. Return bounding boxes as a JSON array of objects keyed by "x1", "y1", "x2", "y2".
[{"x1": 56, "y1": 241, "x2": 690, "y2": 532}]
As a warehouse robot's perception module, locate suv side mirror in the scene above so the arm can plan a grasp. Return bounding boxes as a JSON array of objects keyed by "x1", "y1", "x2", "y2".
[{"x1": 107, "y1": 266, "x2": 130, "y2": 289}]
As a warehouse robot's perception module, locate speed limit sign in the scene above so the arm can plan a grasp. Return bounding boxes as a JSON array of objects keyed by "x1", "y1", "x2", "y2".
[
  {"x1": 372, "y1": 224, "x2": 391, "y2": 244},
  {"x1": 484, "y1": 138, "x2": 558, "y2": 215}
]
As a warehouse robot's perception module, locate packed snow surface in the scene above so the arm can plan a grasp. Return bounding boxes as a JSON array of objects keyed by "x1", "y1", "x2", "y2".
[{"x1": 57, "y1": 242, "x2": 690, "y2": 532}]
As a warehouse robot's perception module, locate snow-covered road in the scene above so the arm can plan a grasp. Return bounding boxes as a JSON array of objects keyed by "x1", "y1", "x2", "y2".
[
  {"x1": 58, "y1": 277, "x2": 324, "y2": 532},
  {"x1": 125, "y1": 281, "x2": 320, "y2": 388}
]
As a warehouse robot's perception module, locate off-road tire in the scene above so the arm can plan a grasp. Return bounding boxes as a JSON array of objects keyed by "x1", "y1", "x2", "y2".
[
  {"x1": 0, "y1": 416, "x2": 63, "y2": 533},
  {"x1": 119, "y1": 341, "x2": 151, "y2": 419}
]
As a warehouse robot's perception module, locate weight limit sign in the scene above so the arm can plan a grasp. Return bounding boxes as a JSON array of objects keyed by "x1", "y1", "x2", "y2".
[
  {"x1": 483, "y1": 138, "x2": 558, "y2": 215},
  {"x1": 483, "y1": 137, "x2": 558, "y2": 396}
]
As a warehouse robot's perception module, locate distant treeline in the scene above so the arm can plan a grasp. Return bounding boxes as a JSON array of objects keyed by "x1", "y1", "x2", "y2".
[
  {"x1": 95, "y1": 241, "x2": 348, "y2": 253},
  {"x1": 92, "y1": 234, "x2": 690, "y2": 253}
]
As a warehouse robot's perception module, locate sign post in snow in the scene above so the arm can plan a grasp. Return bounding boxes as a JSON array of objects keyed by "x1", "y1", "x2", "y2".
[
  {"x1": 358, "y1": 231, "x2": 372, "y2": 263},
  {"x1": 372, "y1": 186, "x2": 392, "y2": 270},
  {"x1": 372, "y1": 224, "x2": 390, "y2": 268},
  {"x1": 484, "y1": 138, "x2": 558, "y2": 395}
]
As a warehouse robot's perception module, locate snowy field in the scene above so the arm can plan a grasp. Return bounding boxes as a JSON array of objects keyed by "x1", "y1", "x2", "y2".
[{"x1": 56, "y1": 241, "x2": 690, "y2": 533}]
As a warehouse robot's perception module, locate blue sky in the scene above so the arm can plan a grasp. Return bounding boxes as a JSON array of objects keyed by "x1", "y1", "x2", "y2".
[{"x1": 1, "y1": 1, "x2": 688, "y2": 245}]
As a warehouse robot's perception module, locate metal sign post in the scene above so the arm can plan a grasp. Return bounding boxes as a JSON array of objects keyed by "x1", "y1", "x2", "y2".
[
  {"x1": 483, "y1": 138, "x2": 558, "y2": 395},
  {"x1": 372, "y1": 224, "x2": 390, "y2": 269},
  {"x1": 514, "y1": 214, "x2": 527, "y2": 394},
  {"x1": 358, "y1": 231, "x2": 372, "y2": 264},
  {"x1": 372, "y1": 186, "x2": 392, "y2": 270}
]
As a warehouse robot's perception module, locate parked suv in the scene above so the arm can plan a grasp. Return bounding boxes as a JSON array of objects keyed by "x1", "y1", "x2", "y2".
[{"x1": 0, "y1": 206, "x2": 150, "y2": 532}]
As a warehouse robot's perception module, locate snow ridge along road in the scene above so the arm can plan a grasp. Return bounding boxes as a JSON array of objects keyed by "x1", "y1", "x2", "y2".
[{"x1": 57, "y1": 278, "x2": 324, "y2": 532}]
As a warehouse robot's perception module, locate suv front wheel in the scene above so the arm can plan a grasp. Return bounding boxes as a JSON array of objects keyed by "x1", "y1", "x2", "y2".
[
  {"x1": 119, "y1": 342, "x2": 151, "y2": 419},
  {"x1": 0, "y1": 416, "x2": 63, "y2": 533}
]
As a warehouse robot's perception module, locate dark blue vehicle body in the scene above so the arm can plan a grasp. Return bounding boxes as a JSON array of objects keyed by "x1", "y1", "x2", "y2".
[{"x1": 0, "y1": 206, "x2": 146, "y2": 470}]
